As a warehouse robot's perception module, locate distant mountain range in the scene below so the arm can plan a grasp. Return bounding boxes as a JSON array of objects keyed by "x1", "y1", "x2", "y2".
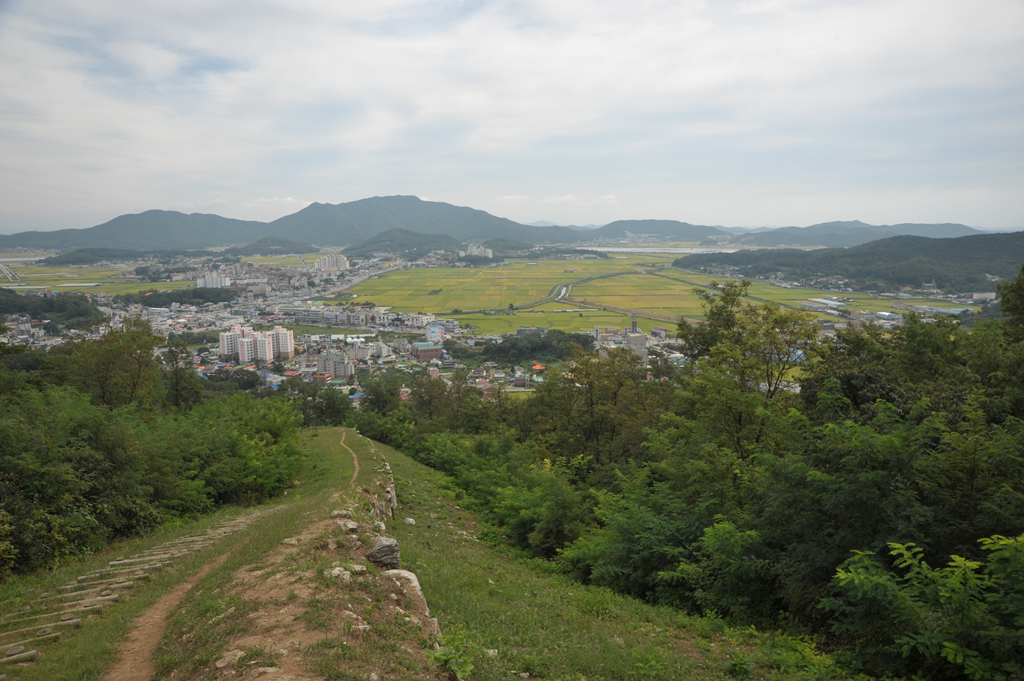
[
  {"x1": 679, "y1": 231, "x2": 1024, "y2": 292},
  {"x1": 0, "y1": 195, "x2": 1014, "y2": 252},
  {"x1": 726, "y1": 220, "x2": 983, "y2": 248},
  {"x1": 0, "y1": 196, "x2": 578, "y2": 251}
]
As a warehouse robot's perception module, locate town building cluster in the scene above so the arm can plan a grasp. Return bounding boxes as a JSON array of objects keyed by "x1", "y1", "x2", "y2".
[{"x1": 218, "y1": 325, "x2": 294, "y2": 362}]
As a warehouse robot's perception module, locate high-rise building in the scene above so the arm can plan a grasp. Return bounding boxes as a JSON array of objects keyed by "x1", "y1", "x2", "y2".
[
  {"x1": 466, "y1": 245, "x2": 493, "y2": 259},
  {"x1": 218, "y1": 325, "x2": 294, "y2": 361},
  {"x1": 313, "y1": 254, "x2": 349, "y2": 271},
  {"x1": 625, "y1": 332, "x2": 649, "y2": 367},
  {"x1": 197, "y1": 273, "x2": 232, "y2": 288},
  {"x1": 238, "y1": 337, "x2": 255, "y2": 363}
]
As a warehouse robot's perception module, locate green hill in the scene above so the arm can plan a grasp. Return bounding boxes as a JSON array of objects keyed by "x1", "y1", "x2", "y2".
[
  {"x1": 273, "y1": 195, "x2": 580, "y2": 246},
  {"x1": 0, "y1": 210, "x2": 266, "y2": 250},
  {"x1": 679, "y1": 231, "x2": 1024, "y2": 291},
  {"x1": 344, "y1": 228, "x2": 461, "y2": 258},
  {"x1": 0, "y1": 197, "x2": 581, "y2": 250},
  {"x1": 223, "y1": 237, "x2": 314, "y2": 256},
  {"x1": 592, "y1": 219, "x2": 727, "y2": 240},
  {"x1": 730, "y1": 220, "x2": 982, "y2": 248},
  {"x1": 483, "y1": 237, "x2": 533, "y2": 253}
]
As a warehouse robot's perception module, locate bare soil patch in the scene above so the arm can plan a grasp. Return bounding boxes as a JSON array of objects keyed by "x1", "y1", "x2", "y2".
[{"x1": 101, "y1": 549, "x2": 236, "y2": 681}]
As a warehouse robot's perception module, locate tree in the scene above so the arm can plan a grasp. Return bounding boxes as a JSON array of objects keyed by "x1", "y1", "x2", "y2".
[
  {"x1": 56, "y1": 318, "x2": 162, "y2": 409},
  {"x1": 997, "y1": 264, "x2": 1024, "y2": 340},
  {"x1": 163, "y1": 338, "x2": 203, "y2": 410},
  {"x1": 676, "y1": 281, "x2": 751, "y2": 361}
]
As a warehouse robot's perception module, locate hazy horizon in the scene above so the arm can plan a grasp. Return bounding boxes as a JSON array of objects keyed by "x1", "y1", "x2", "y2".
[{"x1": 1, "y1": 1, "x2": 1022, "y2": 233}]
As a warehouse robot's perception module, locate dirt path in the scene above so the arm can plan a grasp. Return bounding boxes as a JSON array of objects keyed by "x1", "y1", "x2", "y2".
[
  {"x1": 340, "y1": 429, "x2": 360, "y2": 488},
  {"x1": 101, "y1": 549, "x2": 235, "y2": 681}
]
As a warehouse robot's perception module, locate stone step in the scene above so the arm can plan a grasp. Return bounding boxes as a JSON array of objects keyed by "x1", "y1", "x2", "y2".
[
  {"x1": 0, "y1": 632, "x2": 63, "y2": 654},
  {"x1": 80, "y1": 562, "x2": 164, "y2": 581},
  {"x1": 0, "y1": 618, "x2": 81, "y2": 644},
  {"x1": 0, "y1": 649, "x2": 39, "y2": 664},
  {"x1": 59, "y1": 594, "x2": 118, "y2": 610},
  {"x1": 0, "y1": 607, "x2": 103, "y2": 629},
  {"x1": 33, "y1": 582, "x2": 133, "y2": 604},
  {"x1": 60, "y1": 574, "x2": 148, "y2": 593}
]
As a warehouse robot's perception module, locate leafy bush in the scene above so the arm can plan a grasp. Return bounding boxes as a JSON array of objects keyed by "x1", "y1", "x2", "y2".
[{"x1": 821, "y1": 535, "x2": 1024, "y2": 680}]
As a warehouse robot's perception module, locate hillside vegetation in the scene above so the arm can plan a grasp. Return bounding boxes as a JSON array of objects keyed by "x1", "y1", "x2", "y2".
[
  {"x1": 0, "y1": 321, "x2": 308, "y2": 576},
  {"x1": 344, "y1": 268, "x2": 1024, "y2": 681},
  {"x1": 0, "y1": 288, "x2": 104, "y2": 330},
  {"x1": 345, "y1": 228, "x2": 462, "y2": 259},
  {"x1": 680, "y1": 231, "x2": 1024, "y2": 291}
]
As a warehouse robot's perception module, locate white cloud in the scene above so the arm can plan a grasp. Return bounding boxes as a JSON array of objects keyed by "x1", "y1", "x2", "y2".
[
  {"x1": 543, "y1": 195, "x2": 579, "y2": 205},
  {"x1": 0, "y1": 0, "x2": 1021, "y2": 230}
]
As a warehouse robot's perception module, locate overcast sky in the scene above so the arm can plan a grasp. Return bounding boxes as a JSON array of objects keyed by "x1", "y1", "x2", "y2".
[{"x1": 1, "y1": 0, "x2": 1022, "y2": 233}]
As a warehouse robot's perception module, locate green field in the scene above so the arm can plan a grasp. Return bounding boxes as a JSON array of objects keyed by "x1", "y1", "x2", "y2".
[
  {"x1": 245, "y1": 253, "x2": 321, "y2": 267},
  {"x1": 347, "y1": 255, "x2": 676, "y2": 313},
  {"x1": 454, "y1": 307, "x2": 646, "y2": 335},
  {"x1": 347, "y1": 256, "x2": 979, "y2": 331},
  {"x1": 347, "y1": 256, "x2": 683, "y2": 334},
  {"x1": 3, "y1": 261, "x2": 196, "y2": 295}
]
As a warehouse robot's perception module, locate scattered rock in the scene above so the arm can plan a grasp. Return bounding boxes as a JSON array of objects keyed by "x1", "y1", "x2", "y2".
[
  {"x1": 337, "y1": 520, "x2": 360, "y2": 532},
  {"x1": 208, "y1": 607, "x2": 236, "y2": 625},
  {"x1": 373, "y1": 521, "x2": 386, "y2": 533},
  {"x1": 402, "y1": 518, "x2": 416, "y2": 525},
  {"x1": 369, "y1": 673, "x2": 379, "y2": 681},
  {"x1": 254, "y1": 668, "x2": 280, "y2": 677},
  {"x1": 429, "y1": 513, "x2": 437, "y2": 519},
  {"x1": 353, "y1": 625, "x2": 371, "y2": 633},
  {"x1": 366, "y1": 536, "x2": 400, "y2": 569},
  {"x1": 486, "y1": 649, "x2": 498, "y2": 657},
  {"x1": 327, "y1": 538, "x2": 338, "y2": 551},
  {"x1": 346, "y1": 564, "x2": 367, "y2": 574},
  {"x1": 324, "y1": 567, "x2": 352, "y2": 581},
  {"x1": 280, "y1": 538, "x2": 299, "y2": 546},
  {"x1": 214, "y1": 649, "x2": 245, "y2": 669}
]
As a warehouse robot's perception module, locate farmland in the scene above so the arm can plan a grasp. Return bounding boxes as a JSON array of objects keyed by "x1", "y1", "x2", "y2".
[
  {"x1": 1, "y1": 260, "x2": 197, "y2": 296},
  {"x1": 347, "y1": 255, "x2": 981, "y2": 332},
  {"x1": 347, "y1": 255, "x2": 676, "y2": 311}
]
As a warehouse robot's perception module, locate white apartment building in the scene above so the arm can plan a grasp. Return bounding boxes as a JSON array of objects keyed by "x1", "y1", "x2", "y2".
[
  {"x1": 314, "y1": 254, "x2": 350, "y2": 271},
  {"x1": 425, "y1": 325, "x2": 444, "y2": 343},
  {"x1": 219, "y1": 325, "x2": 294, "y2": 361},
  {"x1": 464, "y1": 245, "x2": 493, "y2": 258},
  {"x1": 317, "y1": 349, "x2": 353, "y2": 377},
  {"x1": 238, "y1": 337, "x2": 256, "y2": 363},
  {"x1": 197, "y1": 273, "x2": 233, "y2": 288}
]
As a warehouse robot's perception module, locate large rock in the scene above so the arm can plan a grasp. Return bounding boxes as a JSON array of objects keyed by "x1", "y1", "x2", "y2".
[{"x1": 366, "y1": 536, "x2": 400, "y2": 569}]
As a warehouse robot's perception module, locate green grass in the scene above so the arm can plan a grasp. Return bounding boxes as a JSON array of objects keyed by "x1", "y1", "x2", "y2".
[
  {"x1": 370, "y1": 434, "x2": 856, "y2": 681},
  {"x1": 0, "y1": 427, "x2": 356, "y2": 681},
  {"x1": 4, "y1": 261, "x2": 197, "y2": 295},
  {"x1": 0, "y1": 505, "x2": 287, "y2": 681}
]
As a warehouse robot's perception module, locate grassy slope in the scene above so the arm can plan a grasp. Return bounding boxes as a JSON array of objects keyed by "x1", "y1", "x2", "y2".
[
  {"x1": 0, "y1": 426, "x2": 858, "y2": 681},
  {"x1": 0, "y1": 427, "x2": 359, "y2": 681},
  {"x1": 378, "y1": 436, "x2": 853, "y2": 681}
]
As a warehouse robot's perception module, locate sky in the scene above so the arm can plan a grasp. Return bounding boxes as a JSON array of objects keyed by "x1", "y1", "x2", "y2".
[{"x1": 1, "y1": 0, "x2": 1022, "y2": 233}]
